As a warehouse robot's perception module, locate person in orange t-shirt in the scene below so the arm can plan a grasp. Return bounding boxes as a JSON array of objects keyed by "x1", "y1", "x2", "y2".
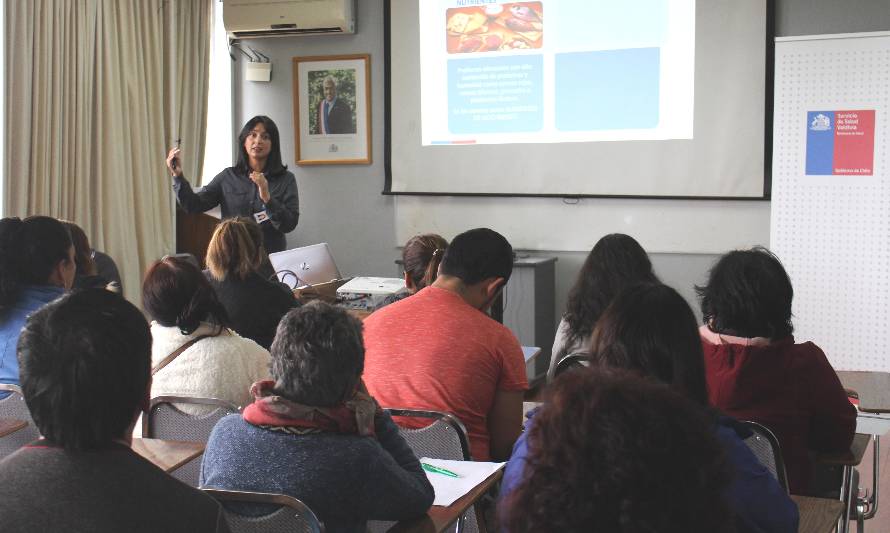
[{"x1": 363, "y1": 228, "x2": 527, "y2": 461}]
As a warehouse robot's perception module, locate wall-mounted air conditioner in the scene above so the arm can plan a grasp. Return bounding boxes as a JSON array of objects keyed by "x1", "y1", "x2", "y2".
[{"x1": 223, "y1": 0, "x2": 356, "y2": 39}]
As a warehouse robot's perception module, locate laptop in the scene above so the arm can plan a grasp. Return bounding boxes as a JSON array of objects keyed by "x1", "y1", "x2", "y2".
[{"x1": 268, "y1": 243, "x2": 342, "y2": 288}]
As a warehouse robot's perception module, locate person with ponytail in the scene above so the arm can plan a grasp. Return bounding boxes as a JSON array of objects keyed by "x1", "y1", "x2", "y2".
[
  {"x1": 205, "y1": 217, "x2": 298, "y2": 350},
  {"x1": 142, "y1": 256, "x2": 270, "y2": 413},
  {"x1": 0, "y1": 216, "x2": 76, "y2": 393},
  {"x1": 402, "y1": 234, "x2": 448, "y2": 294}
]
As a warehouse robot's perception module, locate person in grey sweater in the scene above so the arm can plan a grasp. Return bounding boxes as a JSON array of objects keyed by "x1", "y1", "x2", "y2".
[
  {"x1": 0, "y1": 289, "x2": 230, "y2": 533},
  {"x1": 201, "y1": 301, "x2": 434, "y2": 533}
]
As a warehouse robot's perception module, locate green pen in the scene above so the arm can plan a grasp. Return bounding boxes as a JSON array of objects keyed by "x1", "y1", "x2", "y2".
[{"x1": 421, "y1": 462, "x2": 460, "y2": 478}]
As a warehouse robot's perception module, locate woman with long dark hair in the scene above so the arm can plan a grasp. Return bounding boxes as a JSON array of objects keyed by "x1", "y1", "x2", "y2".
[
  {"x1": 167, "y1": 115, "x2": 299, "y2": 253},
  {"x1": 0, "y1": 216, "x2": 75, "y2": 392},
  {"x1": 503, "y1": 283, "x2": 799, "y2": 533},
  {"x1": 549, "y1": 233, "x2": 657, "y2": 375}
]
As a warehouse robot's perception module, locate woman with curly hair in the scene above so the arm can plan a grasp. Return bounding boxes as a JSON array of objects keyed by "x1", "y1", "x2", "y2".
[
  {"x1": 503, "y1": 283, "x2": 799, "y2": 533},
  {"x1": 502, "y1": 368, "x2": 733, "y2": 533},
  {"x1": 548, "y1": 233, "x2": 657, "y2": 377},
  {"x1": 699, "y1": 247, "x2": 855, "y2": 495}
]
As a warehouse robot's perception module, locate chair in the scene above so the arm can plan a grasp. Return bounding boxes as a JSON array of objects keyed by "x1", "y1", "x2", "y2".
[
  {"x1": 0, "y1": 384, "x2": 40, "y2": 459},
  {"x1": 367, "y1": 408, "x2": 477, "y2": 533},
  {"x1": 547, "y1": 351, "x2": 590, "y2": 383},
  {"x1": 143, "y1": 396, "x2": 240, "y2": 487},
  {"x1": 202, "y1": 488, "x2": 322, "y2": 533},
  {"x1": 739, "y1": 420, "x2": 790, "y2": 491}
]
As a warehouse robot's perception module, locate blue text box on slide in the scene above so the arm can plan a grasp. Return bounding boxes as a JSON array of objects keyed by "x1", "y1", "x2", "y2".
[
  {"x1": 555, "y1": 48, "x2": 660, "y2": 131},
  {"x1": 447, "y1": 55, "x2": 544, "y2": 135}
]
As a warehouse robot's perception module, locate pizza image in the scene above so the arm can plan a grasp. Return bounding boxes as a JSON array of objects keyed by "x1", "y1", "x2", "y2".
[{"x1": 445, "y1": 2, "x2": 543, "y2": 55}]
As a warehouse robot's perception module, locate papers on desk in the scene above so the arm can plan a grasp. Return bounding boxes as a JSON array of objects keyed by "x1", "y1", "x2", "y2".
[{"x1": 420, "y1": 458, "x2": 505, "y2": 506}]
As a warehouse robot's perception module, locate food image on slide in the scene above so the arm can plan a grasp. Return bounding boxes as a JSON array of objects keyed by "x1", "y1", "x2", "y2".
[{"x1": 445, "y1": 3, "x2": 544, "y2": 55}]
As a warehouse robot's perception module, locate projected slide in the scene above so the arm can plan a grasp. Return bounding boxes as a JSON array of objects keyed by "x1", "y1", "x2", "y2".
[{"x1": 419, "y1": 0, "x2": 695, "y2": 146}]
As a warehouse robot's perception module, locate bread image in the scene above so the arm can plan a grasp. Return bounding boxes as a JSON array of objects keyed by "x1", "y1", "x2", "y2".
[{"x1": 447, "y1": 11, "x2": 487, "y2": 35}]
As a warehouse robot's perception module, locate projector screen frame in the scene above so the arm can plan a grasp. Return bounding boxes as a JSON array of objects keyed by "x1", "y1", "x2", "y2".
[{"x1": 383, "y1": 0, "x2": 775, "y2": 201}]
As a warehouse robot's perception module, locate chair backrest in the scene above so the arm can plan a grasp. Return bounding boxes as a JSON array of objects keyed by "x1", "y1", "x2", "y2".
[
  {"x1": 0, "y1": 384, "x2": 41, "y2": 459},
  {"x1": 548, "y1": 352, "x2": 590, "y2": 383},
  {"x1": 384, "y1": 408, "x2": 471, "y2": 461},
  {"x1": 143, "y1": 396, "x2": 239, "y2": 486},
  {"x1": 202, "y1": 488, "x2": 322, "y2": 533},
  {"x1": 740, "y1": 420, "x2": 790, "y2": 491}
]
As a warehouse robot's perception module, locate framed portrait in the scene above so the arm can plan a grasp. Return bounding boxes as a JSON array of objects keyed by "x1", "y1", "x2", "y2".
[{"x1": 292, "y1": 54, "x2": 371, "y2": 165}]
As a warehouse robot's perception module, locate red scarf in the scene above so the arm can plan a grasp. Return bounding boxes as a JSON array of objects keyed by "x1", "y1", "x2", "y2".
[{"x1": 242, "y1": 380, "x2": 378, "y2": 437}]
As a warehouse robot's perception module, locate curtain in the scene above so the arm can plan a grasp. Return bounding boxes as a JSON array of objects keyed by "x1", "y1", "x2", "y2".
[{"x1": 4, "y1": 0, "x2": 211, "y2": 304}]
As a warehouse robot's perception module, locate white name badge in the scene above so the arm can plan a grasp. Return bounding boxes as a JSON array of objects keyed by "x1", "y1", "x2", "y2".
[{"x1": 253, "y1": 210, "x2": 270, "y2": 224}]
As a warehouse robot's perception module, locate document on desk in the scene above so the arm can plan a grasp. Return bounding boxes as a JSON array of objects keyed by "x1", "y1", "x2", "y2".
[{"x1": 421, "y1": 458, "x2": 505, "y2": 506}]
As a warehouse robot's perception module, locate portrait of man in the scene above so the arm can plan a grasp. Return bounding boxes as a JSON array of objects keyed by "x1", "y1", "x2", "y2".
[{"x1": 311, "y1": 73, "x2": 356, "y2": 135}]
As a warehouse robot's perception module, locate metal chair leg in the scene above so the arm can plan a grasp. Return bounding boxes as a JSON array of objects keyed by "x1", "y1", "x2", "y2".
[{"x1": 839, "y1": 466, "x2": 855, "y2": 533}]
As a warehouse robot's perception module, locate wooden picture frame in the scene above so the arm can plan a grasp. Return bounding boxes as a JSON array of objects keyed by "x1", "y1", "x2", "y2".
[{"x1": 292, "y1": 54, "x2": 371, "y2": 165}]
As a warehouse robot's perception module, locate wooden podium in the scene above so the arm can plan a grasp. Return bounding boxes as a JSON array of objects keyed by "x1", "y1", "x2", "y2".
[{"x1": 175, "y1": 209, "x2": 220, "y2": 268}]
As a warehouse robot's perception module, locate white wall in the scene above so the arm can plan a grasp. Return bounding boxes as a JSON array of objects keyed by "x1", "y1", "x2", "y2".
[{"x1": 232, "y1": 0, "x2": 890, "y2": 326}]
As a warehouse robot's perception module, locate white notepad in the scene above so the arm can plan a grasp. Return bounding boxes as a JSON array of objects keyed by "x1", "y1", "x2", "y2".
[{"x1": 420, "y1": 458, "x2": 505, "y2": 507}]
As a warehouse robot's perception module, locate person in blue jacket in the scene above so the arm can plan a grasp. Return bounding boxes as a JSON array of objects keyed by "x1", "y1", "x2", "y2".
[
  {"x1": 0, "y1": 216, "x2": 75, "y2": 396},
  {"x1": 501, "y1": 282, "x2": 799, "y2": 533}
]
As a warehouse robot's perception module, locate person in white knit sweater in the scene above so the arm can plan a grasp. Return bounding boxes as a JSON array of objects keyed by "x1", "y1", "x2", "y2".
[{"x1": 142, "y1": 256, "x2": 270, "y2": 414}]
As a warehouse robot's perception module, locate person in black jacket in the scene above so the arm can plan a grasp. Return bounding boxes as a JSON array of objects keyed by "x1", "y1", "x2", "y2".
[
  {"x1": 205, "y1": 217, "x2": 298, "y2": 349},
  {"x1": 167, "y1": 115, "x2": 299, "y2": 254}
]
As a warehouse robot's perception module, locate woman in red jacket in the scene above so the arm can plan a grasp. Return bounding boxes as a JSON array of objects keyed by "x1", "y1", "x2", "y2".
[{"x1": 698, "y1": 247, "x2": 856, "y2": 495}]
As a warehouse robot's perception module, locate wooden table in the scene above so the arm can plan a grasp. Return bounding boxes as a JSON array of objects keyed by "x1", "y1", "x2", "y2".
[
  {"x1": 0, "y1": 418, "x2": 27, "y2": 438},
  {"x1": 793, "y1": 495, "x2": 845, "y2": 533},
  {"x1": 816, "y1": 433, "x2": 871, "y2": 466},
  {"x1": 387, "y1": 469, "x2": 503, "y2": 533},
  {"x1": 131, "y1": 438, "x2": 205, "y2": 473}
]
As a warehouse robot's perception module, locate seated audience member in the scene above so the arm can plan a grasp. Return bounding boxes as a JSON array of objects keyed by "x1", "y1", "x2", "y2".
[
  {"x1": 0, "y1": 289, "x2": 230, "y2": 533},
  {"x1": 61, "y1": 220, "x2": 115, "y2": 291},
  {"x1": 363, "y1": 228, "x2": 527, "y2": 461},
  {"x1": 201, "y1": 302, "x2": 434, "y2": 533},
  {"x1": 501, "y1": 369, "x2": 733, "y2": 533},
  {"x1": 503, "y1": 283, "x2": 798, "y2": 533},
  {"x1": 92, "y1": 248, "x2": 123, "y2": 293},
  {"x1": 0, "y1": 216, "x2": 74, "y2": 394},
  {"x1": 548, "y1": 233, "x2": 658, "y2": 377},
  {"x1": 698, "y1": 248, "x2": 856, "y2": 494},
  {"x1": 402, "y1": 233, "x2": 448, "y2": 294},
  {"x1": 205, "y1": 217, "x2": 298, "y2": 349},
  {"x1": 143, "y1": 256, "x2": 270, "y2": 413}
]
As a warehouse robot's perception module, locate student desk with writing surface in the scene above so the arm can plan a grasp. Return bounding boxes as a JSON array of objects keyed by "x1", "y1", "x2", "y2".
[{"x1": 0, "y1": 418, "x2": 27, "y2": 438}]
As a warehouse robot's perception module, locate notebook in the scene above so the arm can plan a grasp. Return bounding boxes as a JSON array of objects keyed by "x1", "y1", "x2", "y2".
[{"x1": 268, "y1": 243, "x2": 342, "y2": 288}]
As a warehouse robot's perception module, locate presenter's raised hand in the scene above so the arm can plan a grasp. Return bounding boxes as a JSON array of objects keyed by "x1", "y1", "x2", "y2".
[
  {"x1": 166, "y1": 147, "x2": 183, "y2": 177},
  {"x1": 250, "y1": 171, "x2": 271, "y2": 203}
]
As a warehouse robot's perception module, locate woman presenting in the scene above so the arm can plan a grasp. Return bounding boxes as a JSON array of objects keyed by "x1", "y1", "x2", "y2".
[{"x1": 167, "y1": 115, "x2": 299, "y2": 254}]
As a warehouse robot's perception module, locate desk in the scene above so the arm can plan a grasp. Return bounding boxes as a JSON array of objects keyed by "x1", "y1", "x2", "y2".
[
  {"x1": 387, "y1": 469, "x2": 503, "y2": 533},
  {"x1": 835, "y1": 370, "x2": 890, "y2": 533},
  {"x1": 0, "y1": 418, "x2": 27, "y2": 438},
  {"x1": 522, "y1": 346, "x2": 541, "y2": 383},
  {"x1": 131, "y1": 438, "x2": 204, "y2": 473},
  {"x1": 793, "y1": 495, "x2": 845, "y2": 533}
]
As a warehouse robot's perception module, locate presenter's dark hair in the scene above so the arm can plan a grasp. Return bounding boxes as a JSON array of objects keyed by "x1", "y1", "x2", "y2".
[
  {"x1": 403, "y1": 233, "x2": 448, "y2": 292},
  {"x1": 0, "y1": 216, "x2": 72, "y2": 314},
  {"x1": 560, "y1": 233, "x2": 658, "y2": 359},
  {"x1": 697, "y1": 247, "x2": 794, "y2": 340},
  {"x1": 440, "y1": 228, "x2": 513, "y2": 285},
  {"x1": 142, "y1": 256, "x2": 229, "y2": 335},
  {"x1": 502, "y1": 369, "x2": 732, "y2": 533},
  {"x1": 236, "y1": 115, "x2": 288, "y2": 177},
  {"x1": 17, "y1": 289, "x2": 151, "y2": 450},
  {"x1": 270, "y1": 301, "x2": 364, "y2": 407},
  {"x1": 589, "y1": 282, "x2": 709, "y2": 406}
]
